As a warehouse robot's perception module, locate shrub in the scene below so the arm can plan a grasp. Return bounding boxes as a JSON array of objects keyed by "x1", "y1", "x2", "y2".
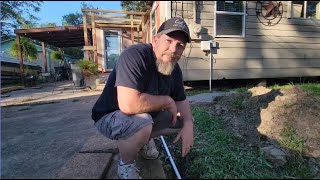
[
  {"x1": 50, "y1": 51, "x2": 63, "y2": 62},
  {"x1": 77, "y1": 59, "x2": 99, "y2": 76}
]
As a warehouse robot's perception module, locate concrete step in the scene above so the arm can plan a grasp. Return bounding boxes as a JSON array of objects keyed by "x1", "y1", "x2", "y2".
[
  {"x1": 95, "y1": 84, "x2": 105, "y2": 91},
  {"x1": 55, "y1": 152, "x2": 113, "y2": 179},
  {"x1": 105, "y1": 154, "x2": 166, "y2": 179},
  {"x1": 55, "y1": 134, "x2": 117, "y2": 179},
  {"x1": 56, "y1": 133, "x2": 166, "y2": 179}
]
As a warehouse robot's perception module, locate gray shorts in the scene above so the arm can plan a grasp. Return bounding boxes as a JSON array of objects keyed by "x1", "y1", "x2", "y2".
[{"x1": 94, "y1": 110, "x2": 183, "y2": 140}]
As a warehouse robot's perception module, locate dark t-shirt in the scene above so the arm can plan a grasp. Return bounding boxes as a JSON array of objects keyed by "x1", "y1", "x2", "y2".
[{"x1": 91, "y1": 43, "x2": 186, "y2": 122}]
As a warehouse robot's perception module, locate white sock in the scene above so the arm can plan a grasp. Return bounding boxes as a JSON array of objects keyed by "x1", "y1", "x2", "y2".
[{"x1": 119, "y1": 158, "x2": 126, "y2": 166}]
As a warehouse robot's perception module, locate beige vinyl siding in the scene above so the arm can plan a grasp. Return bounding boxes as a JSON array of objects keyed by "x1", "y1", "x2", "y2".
[
  {"x1": 183, "y1": 68, "x2": 320, "y2": 81},
  {"x1": 172, "y1": 1, "x2": 320, "y2": 81}
]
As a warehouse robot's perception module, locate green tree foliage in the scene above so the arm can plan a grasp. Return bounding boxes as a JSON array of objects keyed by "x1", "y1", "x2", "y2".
[
  {"x1": 10, "y1": 37, "x2": 38, "y2": 61},
  {"x1": 107, "y1": 54, "x2": 120, "y2": 70},
  {"x1": 1, "y1": 1, "x2": 43, "y2": 40},
  {"x1": 81, "y1": 1, "x2": 97, "y2": 10},
  {"x1": 120, "y1": 1, "x2": 153, "y2": 12},
  {"x1": 62, "y1": 47, "x2": 83, "y2": 59},
  {"x1": 39, "y1": 22, "x2": 57, "y2": 27},
  {"x1": 62, "y1": 1, "x2": 101, "y2": 26},
  {"x1": 62, "y1": 12, "x2": 83, "y2": 26}
]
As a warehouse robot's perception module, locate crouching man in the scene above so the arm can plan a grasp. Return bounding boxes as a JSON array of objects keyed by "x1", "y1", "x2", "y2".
[{"x1": 92, "y1": 17, "x2": 194, "y2": 179}]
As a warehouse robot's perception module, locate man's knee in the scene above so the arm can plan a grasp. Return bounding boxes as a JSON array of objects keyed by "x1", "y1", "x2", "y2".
[
  {"x1": 134, "y1": 123, "x2": 153, "y2": 139},
  {"x1": 95, "y1": 111, "x2": 154, "y2": 140}
]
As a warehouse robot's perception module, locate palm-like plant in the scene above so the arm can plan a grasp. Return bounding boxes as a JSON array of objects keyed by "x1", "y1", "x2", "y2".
[
  {"x1": 50, "y1": 50, "x2": 63, "y2": 62},
  {"x1": 77, "y1": 59, "x2": 99, "y2": 76},
  {"x1": 10, "y1": 37, "x2": 38, "y2": 61}
]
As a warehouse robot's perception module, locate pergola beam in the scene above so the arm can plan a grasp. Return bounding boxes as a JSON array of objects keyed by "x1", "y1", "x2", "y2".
[
  {"x1": 15, "y1": 26, "x2": 85, "y2": 34},
  {"x1": 83, "y1": 12, "x2": 90, "y2": 60},
  {"x1": 41, "y1": 42, "x2": 48, "y2": 73},
  {"x1": 81, "y1": 8, "x2": 146, "y2": 15},
  {"x1": 91, "y1": 12, "x2": 98, "y2": 64}
]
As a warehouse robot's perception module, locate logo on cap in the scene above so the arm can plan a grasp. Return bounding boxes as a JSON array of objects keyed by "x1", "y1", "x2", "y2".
[{"x1": 173, "y1": 19, "x2": 187, "y2": 29}]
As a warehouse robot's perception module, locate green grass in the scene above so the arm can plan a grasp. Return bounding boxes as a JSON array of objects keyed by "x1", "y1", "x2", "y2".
[
  {"x1": 298, "y1": 83, "x2": 320, "y2": 96},
  {"x1": 269, "y1": 82, "x2": 320, "y2": 96},
  {"x1": 184, "y1": 82, "x2": 320, "y2": 97},
  {"x1": 185, "y1": 89, "x2": 211, "y2": 96},
  {"x1": 180, "y1": 107, "x2": 278, "y2": 178},
  {"x1": 234, "y1": 87, "x2": 249, "y2": 93},
  {"x1": 280, "y1": 127, "x2": 305, "y2": 154},
  {"x1": 269, "y1": 82, "x2": 295, "y2": 90},
  {"x1": 162, "y1": 106, "x2": 315, "y2": 179},
  {"x1": 232, "y1": 96, "x2": 244, "y2": 109}
]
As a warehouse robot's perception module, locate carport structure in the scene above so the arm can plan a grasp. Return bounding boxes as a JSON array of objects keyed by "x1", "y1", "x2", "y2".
[
  {"x1": 15, "y1": 25, "x2": 92, "y2": 74},
  {"x1": 14, "y1": 8, "x2": 149, "y2": 79}
]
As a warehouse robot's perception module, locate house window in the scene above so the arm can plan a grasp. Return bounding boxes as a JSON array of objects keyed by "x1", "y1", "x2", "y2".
[
  {"x1": 290, "y1": 1, "x2": 320, "y2": 19},
  {"x1": 105, "y1": 31, "x2": 121, "y2": 70},
  {"x1": 150, "y1": 2, "x2": 157, "y2": 38},
  {"x1": 215, "y1": 1, "x2": 246, "y2": 37}
]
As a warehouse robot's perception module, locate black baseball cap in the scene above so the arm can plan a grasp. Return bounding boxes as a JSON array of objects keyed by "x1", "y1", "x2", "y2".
[{"x1": 157, "y1": 17, "x2": 191, "y2": 43}]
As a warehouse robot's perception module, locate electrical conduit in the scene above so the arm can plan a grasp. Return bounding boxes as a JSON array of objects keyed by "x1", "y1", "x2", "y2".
[{"x1": 160, "y1": 135, "x2": 182, "y2": 179}]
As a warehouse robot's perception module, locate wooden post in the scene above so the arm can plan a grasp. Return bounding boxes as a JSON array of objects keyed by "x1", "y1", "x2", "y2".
[
  {"x1": 83, "y1": 13, "x2": 90, "y2": 60},
  {"x1": 130, "y1": 15, "x2": 134, "y2": 44},
  {"x1": 91, "y1": 13, "x2": 97, "y2": 64},
  {"x1": 142, "y1": 16, "x2": 145, "y2": 43},
  {"x1": 41, "y1": 42, "x2": 48, "y2": 73},
  {"x1": 16, "y1": 35, "x2": 24, "y2": 83},
  {"x1": 137, "y1": 25, "x2": 140, "y2": 43}
]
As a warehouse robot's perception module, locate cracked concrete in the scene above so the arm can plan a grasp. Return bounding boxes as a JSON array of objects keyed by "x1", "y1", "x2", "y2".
[{"x1": 1, "y1": 81, "x2": 166, "y2": 179}]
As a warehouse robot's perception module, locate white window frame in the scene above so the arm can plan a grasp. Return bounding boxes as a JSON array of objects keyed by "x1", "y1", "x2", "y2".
[
  {"x1": 165, "y1": 1, "x2": 172, "y2": 20},
  {"x1": 104, "y1": 29, "x2": 122, "y2": 71},
  {"x1": 214, "y1": 1, "x2": 246, "y2": 38},
  {"x1": 287, "y1": 1, "x2": 320, "y2": 19},
  {"x1": 150, "y1": 2, "x2": 157, "y2": 39}
]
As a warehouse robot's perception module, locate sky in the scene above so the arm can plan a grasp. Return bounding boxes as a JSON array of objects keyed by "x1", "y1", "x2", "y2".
[{"x1": 35, "y1": 1, "x2": 122, "y2": 26}]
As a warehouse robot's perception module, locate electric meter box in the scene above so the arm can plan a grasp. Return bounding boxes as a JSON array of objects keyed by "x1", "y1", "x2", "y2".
[{"x1": 201, "y1": 41, "x2": 217, "y2": 51}]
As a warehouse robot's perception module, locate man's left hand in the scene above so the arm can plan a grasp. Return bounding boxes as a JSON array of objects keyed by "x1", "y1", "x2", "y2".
[{"x1": 173, "y1": 121, "x2": 194, "y2": 157}]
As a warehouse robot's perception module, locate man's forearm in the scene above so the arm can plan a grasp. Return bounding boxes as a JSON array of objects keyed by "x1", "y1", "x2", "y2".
[{"x1": 122, "y1": 93, "x2": 174, "y2": 115}]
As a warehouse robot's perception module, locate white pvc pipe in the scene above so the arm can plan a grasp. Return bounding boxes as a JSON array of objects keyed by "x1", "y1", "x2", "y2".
[
  {"x1": 209, "y1": 46, "x2": 212, "y2": 92},
  {"x1": 160, "y1": 135, "x2": 182, "y2": 179}
]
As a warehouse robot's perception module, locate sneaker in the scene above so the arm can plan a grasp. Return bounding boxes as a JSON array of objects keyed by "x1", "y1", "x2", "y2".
[
  {"x1": 117, "y1": 161, "x2": 141, "y2": 179},
  {"x1": 140, "y1": 138, "x2": 159, "y2": 160}
]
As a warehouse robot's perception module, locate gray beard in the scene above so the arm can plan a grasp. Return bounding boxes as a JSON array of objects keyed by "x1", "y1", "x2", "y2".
[{"x1": 156, "y1": 59, "x2": 176, "y2": 75}]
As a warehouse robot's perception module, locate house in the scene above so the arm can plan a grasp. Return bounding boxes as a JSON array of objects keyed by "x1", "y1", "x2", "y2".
[
  {"x1": 146, "y1": 1, "x2": 320, "y2": 81},
  {"x1": 15, "y1": 1, "x2": 319, "y2": 83},
  {"x1": 1, "y1": 38, "x2": 75, "y2": 83}
]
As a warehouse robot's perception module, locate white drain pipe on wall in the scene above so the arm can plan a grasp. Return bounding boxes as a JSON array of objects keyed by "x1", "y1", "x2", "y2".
[{"x1": 160, "y1": 135, "x2": 182, "y2": 179}]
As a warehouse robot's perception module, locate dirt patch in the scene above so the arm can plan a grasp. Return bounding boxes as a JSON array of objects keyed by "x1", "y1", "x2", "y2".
[
  {"x1": 196, "y1": 86, "x2": 320, "y2": 175},
  {"x1": 1, "y1": 86, "x2": 25, "y2": 94}
]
